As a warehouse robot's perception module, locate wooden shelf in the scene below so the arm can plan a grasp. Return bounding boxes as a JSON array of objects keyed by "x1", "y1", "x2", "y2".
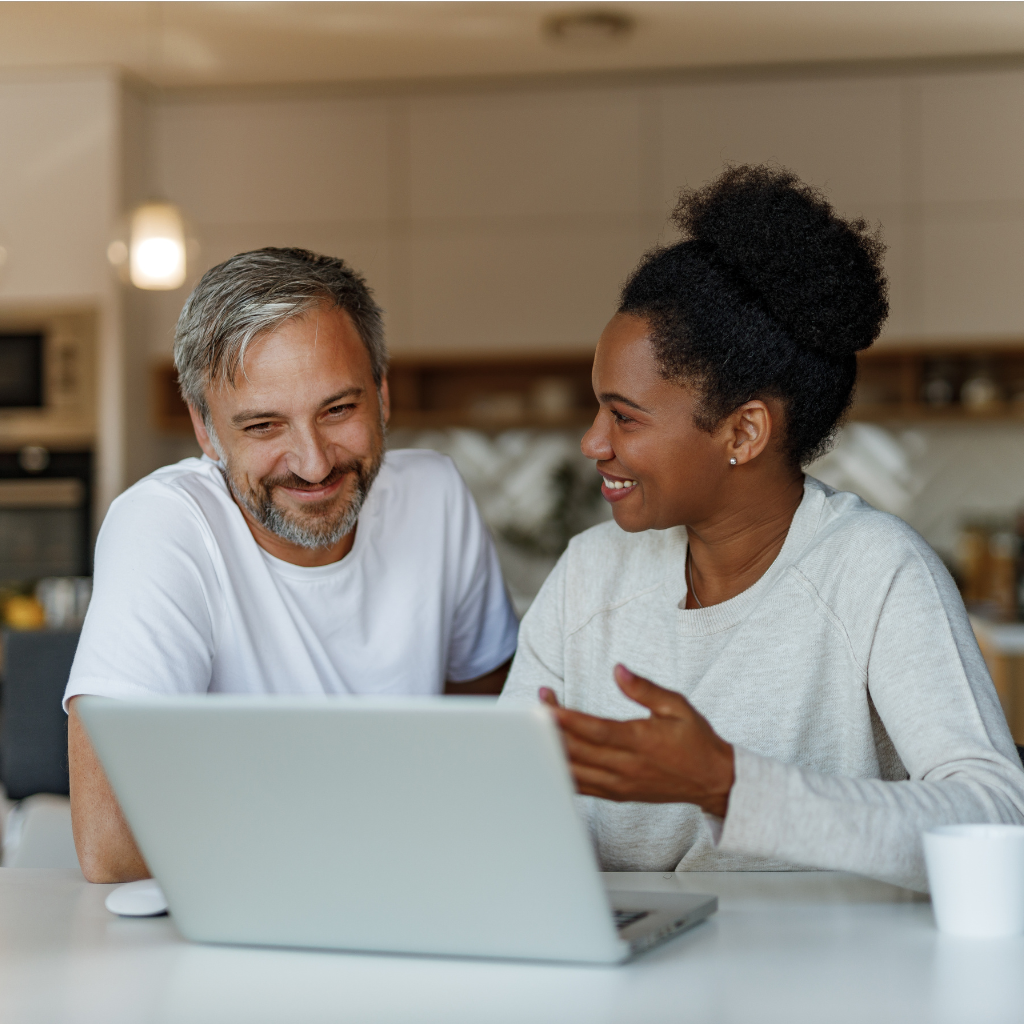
[
  {"x1": 849, "y1": 402, "x2": 1024, "y2": 423},
  {"x1": 151, "y1": 353, "x2": 598, "y2": 435},
  {"x1": 851, "y1": 344, "x2": 1024, "y2": 423},
  {"x1": 389, "y1": 409, "x2": 595, "y2": 430},
  {"x1": 152, "y1": 363, "x2": 193, "y2": 434},
  {"x1": 151, "y1": 342, "x2": 1024, "y2": 434},
  {"x1": 388, "y1": 353, "x2": 596, "y2": 432}
]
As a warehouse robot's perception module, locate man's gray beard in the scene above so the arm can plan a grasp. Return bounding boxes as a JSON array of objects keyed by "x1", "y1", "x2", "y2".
[{"x1": 222, "y1": 451, "x2": 383, "y2": 550}]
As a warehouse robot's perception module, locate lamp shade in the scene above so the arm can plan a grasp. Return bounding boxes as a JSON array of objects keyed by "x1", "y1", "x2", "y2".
[{"x1": 129, "y1": 202, "x2": 186, "y2": 290}]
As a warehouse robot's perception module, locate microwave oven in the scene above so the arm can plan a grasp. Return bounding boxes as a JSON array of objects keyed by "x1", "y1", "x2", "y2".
[
  {"x1": 0, "y1": 309, "x2": 95, "y2": 448},
  {"x1": 0, "y1": 332, "x2": 44, "y2": 408}
]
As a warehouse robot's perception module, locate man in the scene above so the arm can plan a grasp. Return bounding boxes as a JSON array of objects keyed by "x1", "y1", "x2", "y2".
[{"x1": 66, "y1": 248, "x2": 518, "y2": 883}]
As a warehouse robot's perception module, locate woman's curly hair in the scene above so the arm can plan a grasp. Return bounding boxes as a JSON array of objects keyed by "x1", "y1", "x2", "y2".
[{"x1": 618, "y1": 164, "x2": 889, "y2": 466}]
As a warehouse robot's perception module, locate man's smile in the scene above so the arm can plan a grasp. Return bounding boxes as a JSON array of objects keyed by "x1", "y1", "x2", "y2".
[{"x1": 277, "y1": 474, "x2": 348, "y2": 504}]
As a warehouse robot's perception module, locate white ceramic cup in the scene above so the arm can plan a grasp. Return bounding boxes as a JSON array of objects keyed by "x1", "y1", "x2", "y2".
[{"x1": 923, "y1": 824, "x2": 1024, "y2": 938}]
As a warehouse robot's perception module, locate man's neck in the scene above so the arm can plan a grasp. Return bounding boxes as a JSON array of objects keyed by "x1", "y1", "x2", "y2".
[
  {"x1": 237, "y1": 501, "x2": 357, "y2": 567},
  {"x1": 685, "y1": 472, "x2": 805, "y2": 608}
]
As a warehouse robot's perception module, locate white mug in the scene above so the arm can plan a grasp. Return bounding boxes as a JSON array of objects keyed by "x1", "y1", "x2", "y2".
[{"x1": 923, "y1": 824, "x2": 1024, "y2": 938}]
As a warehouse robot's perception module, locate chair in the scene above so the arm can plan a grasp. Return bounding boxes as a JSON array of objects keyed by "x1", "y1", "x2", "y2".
[
  {"x1": 0, "y1": 628, "x2": 79, "y2": 799},
  {"x1": 0, "y1": 629, "x2": 81, "y2": 871}
]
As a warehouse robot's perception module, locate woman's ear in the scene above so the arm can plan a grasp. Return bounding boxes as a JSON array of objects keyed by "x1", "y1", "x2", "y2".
[{"x1": 725, "y1": 399, "x2": 773, "y2": 466}]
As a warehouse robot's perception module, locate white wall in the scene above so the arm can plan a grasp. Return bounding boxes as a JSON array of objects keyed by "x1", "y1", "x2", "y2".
[
  {"x1": 142, "y1": 88, "x2": 647, "y2": 363},
  {"x1": 917, "y1": 72, "x2": 1024, "y2": 337},
  {"x1": 137, "y1": 67, "x2": 1024, "y2": 361},
  {"x1": 0, "y1": 73, "x2": 118, "y2": 301},
  {"x1": 0, "y1": 70, "x2": 124, "y2": 517}
]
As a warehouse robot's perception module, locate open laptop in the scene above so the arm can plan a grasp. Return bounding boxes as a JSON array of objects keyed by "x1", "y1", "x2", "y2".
[{"x1": 77, "y1": 696, "x2": 716, "y2": 964}]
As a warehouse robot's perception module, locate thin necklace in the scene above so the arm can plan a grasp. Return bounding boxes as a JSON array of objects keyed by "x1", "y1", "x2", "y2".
[{"x1": 686, "y1": 547, "x2": 703, "y2": 608}]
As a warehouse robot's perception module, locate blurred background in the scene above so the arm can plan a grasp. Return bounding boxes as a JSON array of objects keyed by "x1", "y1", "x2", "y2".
[{"x1": 6, "y1": 0, "x2": 1024, "y2": 862}]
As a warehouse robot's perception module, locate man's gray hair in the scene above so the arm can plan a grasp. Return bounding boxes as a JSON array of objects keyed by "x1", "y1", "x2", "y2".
[{"x1": 174, "y1": 247, "x2": 387, "y2": 421}]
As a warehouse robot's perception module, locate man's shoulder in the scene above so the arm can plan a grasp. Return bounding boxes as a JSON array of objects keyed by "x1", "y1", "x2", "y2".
[
  {"x1": 380, "y1": 447, "x2": 460, "y2": 480},
  {"x1": 369, "y1": 449, "x2": 493, "y2": 569},
  {"x1": 105, "y1": 457, "x2": 232, "y2": 537},
  {"x1": 90, "y1": 458, "x2": 241, "y2": 591},
  {"x1": 375, "y1": 448, "x2": 465, "y2": 508},
  {"x1": 114, "y1": 455, "x2": 223, "y2": 504}
]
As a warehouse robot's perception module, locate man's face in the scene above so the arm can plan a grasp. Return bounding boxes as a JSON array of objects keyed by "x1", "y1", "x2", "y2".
[{"x1": 190, "y1": 305, "x2": 388, "y2": 556}]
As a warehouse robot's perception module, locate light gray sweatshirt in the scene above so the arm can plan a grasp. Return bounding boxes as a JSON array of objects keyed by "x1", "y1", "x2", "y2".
[{"x1": 500, "y1": 476, "x2": 1024, "y2": 891}]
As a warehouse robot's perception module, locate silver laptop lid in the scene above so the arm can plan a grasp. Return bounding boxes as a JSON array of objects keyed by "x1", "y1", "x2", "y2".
[{"x1": 78, "y1": 696, "x2": 630, "y2": 963}]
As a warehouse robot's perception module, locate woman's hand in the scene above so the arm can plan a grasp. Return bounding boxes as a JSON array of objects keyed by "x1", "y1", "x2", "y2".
[{"x1": 540, "y1": 665, "x2": 735, "y2": 818}]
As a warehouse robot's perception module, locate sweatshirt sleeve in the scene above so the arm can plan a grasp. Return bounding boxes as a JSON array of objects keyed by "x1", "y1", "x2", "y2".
[
  {"x1": 717, "y1": 540, "x2": 1024, "y2": 892},
  {"x1": 442, "y1": 462, "x2": 519, "y2": 682}
]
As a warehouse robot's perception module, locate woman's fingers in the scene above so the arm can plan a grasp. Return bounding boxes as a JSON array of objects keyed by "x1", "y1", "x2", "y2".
[
  {"x1": 544, "y1": 669, "x2": 694, "y2": 733},
  {"x1": 614, "y1": 664, "x2": 693, "y2": 719},
  {"x1": 545, "y1": 669, "x2": 734, "y2": 808},
  {"x1": 570, "y1": 762, "x2": 630, "y2": 798},
  {"x1": 551, "y1": 705, "x2": 641, "y2": 749},
  {"x1": 561, "y1": 730, "x2": 642, "y2": 773}
]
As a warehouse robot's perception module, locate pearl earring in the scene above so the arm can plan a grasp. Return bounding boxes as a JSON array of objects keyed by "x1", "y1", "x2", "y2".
[{"x1": 729, "y1": 458, "x2": 738, "y2": 466}]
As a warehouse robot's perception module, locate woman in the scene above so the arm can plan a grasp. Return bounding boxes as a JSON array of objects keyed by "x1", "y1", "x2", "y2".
[{"x1": 500, "y1": 165, "x2": 1024, "y2": 892}]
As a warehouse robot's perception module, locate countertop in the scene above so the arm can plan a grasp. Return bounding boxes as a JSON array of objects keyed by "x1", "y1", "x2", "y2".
[{"x1": 1, "y1": 868, "x2": 1021, "y2": 1024}]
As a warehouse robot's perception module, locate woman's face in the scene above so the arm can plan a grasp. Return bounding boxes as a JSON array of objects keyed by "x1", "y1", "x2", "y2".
[{"x1": 581, "y1": 313, "x2": 741, "y2": 533}]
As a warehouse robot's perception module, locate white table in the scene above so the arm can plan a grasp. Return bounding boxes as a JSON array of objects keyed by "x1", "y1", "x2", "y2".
[{"x1": 1, "y1": 868, "x2": 1021, "y2": 1024}]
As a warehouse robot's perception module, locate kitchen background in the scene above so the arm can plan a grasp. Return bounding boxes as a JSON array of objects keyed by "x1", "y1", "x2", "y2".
[
  {"x1": 4, "y1": 4, "x2": 1024, "y2": 616},
  {"x1": 7, "y1": 0, "x2": 1024, "y2": 865}
]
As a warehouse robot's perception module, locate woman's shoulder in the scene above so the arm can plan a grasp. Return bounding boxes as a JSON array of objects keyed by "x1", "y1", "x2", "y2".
[
  {"x1": 808, "y1": 477, "x2": 934, "y2": 555},
  {"x1": 557, "y1": 519, "x2": 687, "y2": 624},
  {"x1": 797, "y1": 477, "x2": 956, "y2": 607}
]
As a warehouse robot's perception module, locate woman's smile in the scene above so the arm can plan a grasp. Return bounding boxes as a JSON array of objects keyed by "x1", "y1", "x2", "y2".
[{"x1": 599, "y1": 470, "x2": 638, "y2": 501}]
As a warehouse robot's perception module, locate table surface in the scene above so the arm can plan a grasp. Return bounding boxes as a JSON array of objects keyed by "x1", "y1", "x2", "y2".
[{"x1": 1, "y1": 868, "x2": 1022, "y2": 1024}]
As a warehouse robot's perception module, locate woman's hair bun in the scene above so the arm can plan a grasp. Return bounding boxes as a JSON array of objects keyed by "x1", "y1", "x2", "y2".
[{"x1": 672, "y1": 164, "x2": 888, "y2": 357}]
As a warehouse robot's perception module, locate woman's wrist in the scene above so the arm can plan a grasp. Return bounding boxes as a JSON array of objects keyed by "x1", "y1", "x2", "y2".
[{"x1": 701, "y1": 741, "x2": 735, "y2": 819}]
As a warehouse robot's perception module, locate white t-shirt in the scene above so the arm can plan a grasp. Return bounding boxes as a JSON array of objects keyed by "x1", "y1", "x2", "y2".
[{"x1": 65, "y1": 450, "x2": 518, "y2": 707}]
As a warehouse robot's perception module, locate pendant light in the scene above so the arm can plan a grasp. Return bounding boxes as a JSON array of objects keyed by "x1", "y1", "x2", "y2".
[{"x1": 128, "y1": 201, "x2": 187, "y2": 290}]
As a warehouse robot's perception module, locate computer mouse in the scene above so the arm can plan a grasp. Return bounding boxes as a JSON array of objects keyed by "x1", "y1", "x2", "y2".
[{"x1": 104, "y1": 878, "x2": 169, "y2": 917}]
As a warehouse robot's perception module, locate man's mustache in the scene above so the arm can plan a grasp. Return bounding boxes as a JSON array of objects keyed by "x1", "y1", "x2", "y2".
[{"x1": 262, "y1": 462, "x2": 361, "y2": 494}]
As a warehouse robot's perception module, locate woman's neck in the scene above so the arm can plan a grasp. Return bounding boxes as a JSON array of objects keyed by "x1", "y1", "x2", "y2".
[{"x1": 684, "y1": 471, "x2": 806, "y2": 609}]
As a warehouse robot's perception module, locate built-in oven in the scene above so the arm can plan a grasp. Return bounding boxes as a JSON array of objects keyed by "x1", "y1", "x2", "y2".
[
  {"x1": 0, "y1": 310, "x2": 96, "y2": 588},
  {"x1": 0, "y1": 448, "x2": 92, "y2": 585}
]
